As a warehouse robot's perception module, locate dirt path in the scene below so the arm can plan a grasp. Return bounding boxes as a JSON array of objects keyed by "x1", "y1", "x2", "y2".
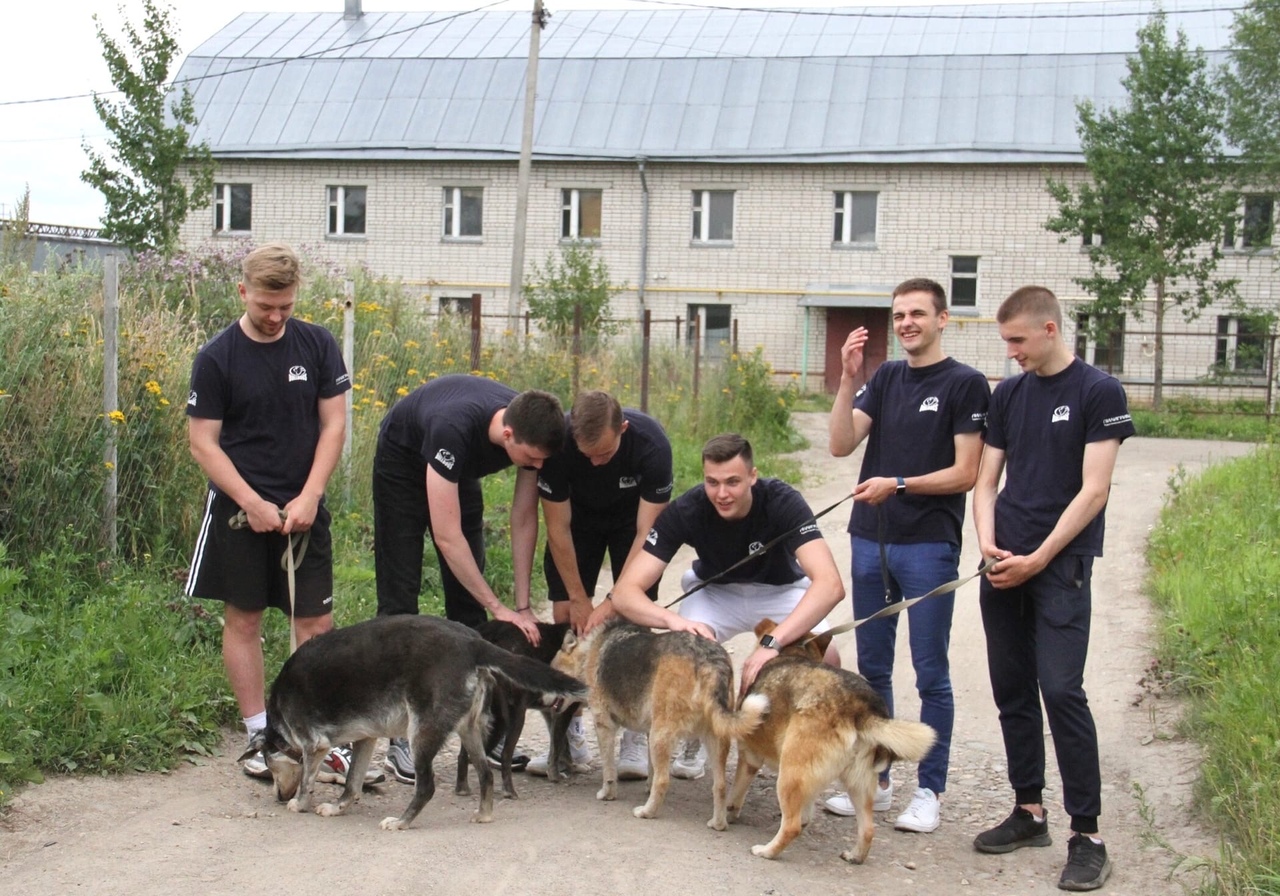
[{"x1": 0, "y1": 413, "x2": 1253, "y2": 896}]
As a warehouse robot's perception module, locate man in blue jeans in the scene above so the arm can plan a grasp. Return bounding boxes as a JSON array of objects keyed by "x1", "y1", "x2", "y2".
[{"x1": 826, "y1": 277, "x2": 990, "y2": 833}]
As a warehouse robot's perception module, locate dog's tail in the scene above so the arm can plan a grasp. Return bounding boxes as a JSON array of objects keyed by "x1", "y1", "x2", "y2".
[
  {"x1": 862, "y1": 718, "x2": 936, "y2": 763},
  {"x1": 478, "y1": 642, "x2": 590, "y2": 707},
  {"x1": 707, "y1": 692, "x2": 770, "y2": 741}
]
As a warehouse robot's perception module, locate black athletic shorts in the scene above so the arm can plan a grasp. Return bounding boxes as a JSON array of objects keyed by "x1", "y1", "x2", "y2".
[{"x1": 185, "y1": 489, "x2": 335, "y2": 618}]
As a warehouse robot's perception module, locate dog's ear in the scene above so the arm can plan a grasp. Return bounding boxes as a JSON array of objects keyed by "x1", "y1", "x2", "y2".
[
  {"x1": 754, "y1": 618, "x2": 777, "y2": 638},
  {"x1": 561, "y1": 630, "x2": 579, "y2": 651},
  {"x1": 238, "y1": 728, "x2": 268, "y2": 761},
  {"x1": 807, "y1": 631, "x2": 833, "y2": 658}
]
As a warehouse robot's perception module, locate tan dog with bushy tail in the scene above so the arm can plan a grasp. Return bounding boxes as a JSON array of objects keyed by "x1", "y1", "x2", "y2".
[
  {"x1": 553, "y1": 618, "x2": 768, "y2": 830},
  {"x1": 726, "y1": 619, "x2": 936, "y2": 863}
]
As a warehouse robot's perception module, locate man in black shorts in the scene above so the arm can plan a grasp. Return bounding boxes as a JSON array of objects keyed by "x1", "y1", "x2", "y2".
[
  {"x1": 527, "y1": 390, "x2": 673, "y2": 779},
  {"x1": 610, "y1": 433, "x2": 845, "y2": 780},
  {"x1": 972, "y1": 286, "x2": 1134, "y2": 892},
  {"x1": 185, "y1": 243, "x2": 357, "y2": 781},
  {"x1": 372, "y1": 373, "x2": 564, "y2": 782}
]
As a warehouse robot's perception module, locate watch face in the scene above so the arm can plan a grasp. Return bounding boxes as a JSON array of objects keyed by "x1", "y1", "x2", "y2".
[{"x1": 760, "y1": 634, "x2": 780, "y2": 650}]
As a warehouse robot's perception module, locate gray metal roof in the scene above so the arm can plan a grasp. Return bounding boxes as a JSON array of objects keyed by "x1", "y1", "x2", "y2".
[{"x1": 176, "y1": 2, "x2": 1239, "y2": 164}]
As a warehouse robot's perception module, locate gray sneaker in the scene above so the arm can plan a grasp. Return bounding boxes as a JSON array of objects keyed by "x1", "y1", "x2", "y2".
[
  {"x1": 242, "y1": 749, "x2": 271, "y2": 780},
  {"x1": 383, "y1": 737, "x2": 415, "y2": 784},
  {"x1": 617, "y1": 729, "x2": 650, "y2": 781},
  {"x1": 670, "y1": 739, "x2": 706, "y2": 780}
]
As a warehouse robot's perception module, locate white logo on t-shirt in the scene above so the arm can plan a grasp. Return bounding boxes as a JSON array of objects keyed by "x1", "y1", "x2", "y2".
[
  {"x1": 537, "y1": 477, "x2": 552, "y2": 494},
  {"x1": 646, "y1": 528, "x2": 658, "y2": 546},
  {"x1": 798, "y1": 523, "x2": 818, "y2": 536},
  {"x1": 919, "y1": 396, "x2": 939, "y2": 413},
  {"x1": 748, "y1": 541, "x2": 764, "y2": 554},
  {"x1": 187, "y1": 390, "x2": 197, "y2": 407},
  {"x1": 1052, "y1": 405, "x2": 1071, "y2": 423},
  {"x1": 288, "y1": 365, "x2": 308, "y2": 383},
  {"x1": 435, "y1": 449, "x2": 456, "y2": 469},
  {"x1": 618, "y1": 476, "x2": 638, "y2": 489}
]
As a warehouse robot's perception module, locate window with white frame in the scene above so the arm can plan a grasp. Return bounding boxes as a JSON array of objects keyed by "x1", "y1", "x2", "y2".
[
  {"x1": 691, "y1": 190, "x2": 734, "y2": 243},
  {"x1": 440, "y1": 295, "x2": 475, "y2": 316},
  {"x1": 1074, "y1": 312, "x2": 1125, "y2": 374},
  {"x1": 561, "y1": 188, "x2": 602, "y2": 240},
  {"x1": 686, "y1": 304, "x2": 732, "y2": 360},
  {"x1": 1215, "y1": 315, "x2": 1269, "y2": 374},
  {"x1": 950, "y1": 256, "x2": 979, "y2": 308},
  {"x1": 327, "y1": 185, "x2": 366, "y2": 235},
  {"x1": 213, "y1": 183, "x2": 252, "y2": 233},
  {"x1": 1224, "y1": 195, "x2": 1274, "y2": 250},
  {"x1": 443, "y1": 187, "x2": 483, "y2": 239},
  {"x1": 832, "y1": 191, "x2": 877, "y2": 245}
]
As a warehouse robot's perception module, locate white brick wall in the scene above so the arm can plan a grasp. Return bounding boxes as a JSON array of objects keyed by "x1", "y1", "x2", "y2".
[{"x1": 181, "y1": 159, "x2": 1279, "y2": 392}]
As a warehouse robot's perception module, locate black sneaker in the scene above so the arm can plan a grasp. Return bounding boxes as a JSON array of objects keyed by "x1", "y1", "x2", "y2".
[
  {"x1": 384, "y1": 737, "x2": 415, "y2": 784},
  {"x1": 974, "y1": 806, "x2": 1053, "y2": 854},
  {"x1": 486, "y1": 737, "x2": 529, "y2": 772},
  {"x1": 1058, "y1": 834, "x2": 1112, "y2": 891}
]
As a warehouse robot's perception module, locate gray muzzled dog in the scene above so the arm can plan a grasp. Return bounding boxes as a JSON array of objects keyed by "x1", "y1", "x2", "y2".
[{"x1": 241, "y1": 615, "x2": 587, "y2": 830}]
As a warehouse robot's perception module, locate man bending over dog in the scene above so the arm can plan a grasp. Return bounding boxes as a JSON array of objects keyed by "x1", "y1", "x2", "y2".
[
  {"x1": 608, "y1": 433, "x2": 845, "y2": 780},
  {"x1": 184, "y1": 243, "x2": 361, "y2": 784},
  {"x1": 529, "y1": 390, "x2": 674, "y2": 780},
  {"x1": 372, "y1": 373, "x2": 565, "y2": 784}
]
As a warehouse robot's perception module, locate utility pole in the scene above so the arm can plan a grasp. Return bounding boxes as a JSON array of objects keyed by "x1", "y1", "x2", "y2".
[{"x1": 508, "y1": 0, "x2": 547, "y2": 327}]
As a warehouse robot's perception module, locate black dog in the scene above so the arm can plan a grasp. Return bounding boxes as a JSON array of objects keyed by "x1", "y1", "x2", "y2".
[
  {"x1": 243, "y1": 615, "x2": 587, "y2": 830},
  {"x1": 456, "y1": 620, "x2": 580, "y2": 799}
]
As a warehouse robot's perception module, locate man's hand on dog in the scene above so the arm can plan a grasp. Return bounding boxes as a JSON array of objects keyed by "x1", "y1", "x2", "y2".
[
  {"x1": 494, "y1": 605, "x2": 542, "y2": 645},
  {"x1": 739, "y1": 645, "x2": 777, "y2": 696},
  {"x1": 665, "y1": 616, "x2": 717, "y2": 641}
]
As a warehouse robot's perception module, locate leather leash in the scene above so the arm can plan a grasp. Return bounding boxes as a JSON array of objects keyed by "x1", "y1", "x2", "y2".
[
  {"x1": 661, "y1": 493, "x2": 854, "y2": 609},
  {"x1": 803, "y1": 556, "x2": 999, "y2": 645}
]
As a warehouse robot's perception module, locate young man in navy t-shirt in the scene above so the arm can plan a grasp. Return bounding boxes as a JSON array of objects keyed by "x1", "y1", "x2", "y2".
[
  {"x1": 609, "y1": 433, "x2": 845, "y2": 779},
  {"x1": 185, "y1": 243, "x2": 352, "y2": 781},
  {"x1": 972, "y1": 286, "x2": 1134, "y2": 892},
  {"x1": 528, "y1": 391, "x2": 673, "y2": 779},
  {"x1": 826, "y1": 277, "x2": 990, "y2": 833}
]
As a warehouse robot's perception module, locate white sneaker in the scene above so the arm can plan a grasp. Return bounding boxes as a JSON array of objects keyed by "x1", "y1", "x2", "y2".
[
  {"x1": 242, "y1": 749, "x2": 271, "y2": 780},
  {"x1": 617, "y1": 729, "x2": 650, "y2": 781},
  {"x1": 821, "y1": 780, "x2": 893, "y2": 816},
  {"x1": 527, "y1": 719, "x2": 592, "y2": 777},
  {"x1": 894, "y1": 787, "x2": 941, "y2": 833},
  {"x1": 670, "y1": 739, "x2": 706, "y2": 780}
]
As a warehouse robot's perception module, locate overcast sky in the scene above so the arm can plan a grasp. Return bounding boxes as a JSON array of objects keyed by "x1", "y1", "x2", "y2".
[{"x1": 1, "y1": 0, "x2": 1065, "y2": 228}]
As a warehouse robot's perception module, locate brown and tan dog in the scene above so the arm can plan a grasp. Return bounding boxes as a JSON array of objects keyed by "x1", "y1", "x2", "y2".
[
  {"x1": 553, "y1": 618, "x2": 769, "y2": 830},
  {"x1": 726, "y1": 619, "x2": 936, "y2": 863}
]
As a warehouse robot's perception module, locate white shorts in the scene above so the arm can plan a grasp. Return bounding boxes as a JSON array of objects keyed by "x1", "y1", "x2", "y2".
[{"x1": 676, "y1": 569, "x2": 830, "y2": 644}]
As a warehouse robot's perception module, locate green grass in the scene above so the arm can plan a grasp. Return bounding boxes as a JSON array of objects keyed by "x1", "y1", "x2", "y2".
[
  {"x1": 1147, "y1": 446, "x2": 1280, "y2": 895},
  {"x1": 1132, "y1": 397, "x2": 1278, "y2": 442}
]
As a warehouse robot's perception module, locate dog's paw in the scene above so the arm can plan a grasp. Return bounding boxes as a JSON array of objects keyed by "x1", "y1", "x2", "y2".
[
  {"x1": 455, "y1": 784, "x2": 472, "y2": 796},
  {"x1": 751, "y1": 844, "x2": 780, "y2": 860},
  {"x1": 471, "y1": 811, "x2": 494, "y2": 824},
  {"x1": 706, "y1": 816, "x2": 727, "y2": 831},
  {"x1": 597, "y1": 785, "x2": 617, "y2": 801},
  {"x1": 726, "y1": 807, "x2": 741, "y2": 823},
  {"x1": 380, "y1": 817, "x2": 408, "y2": 831},
  {"x1": 633, "y1": 805, "x2": 657, "y2": 819},
  {"x1": 286, "y1": 797, "x2": 306, "y2": 814},
  {"x1": 838, "y1": 848, "x2": 866, "y2": 865},
  {"x1": 315, "y1": 802, "x2": 342, "y2": 817}
]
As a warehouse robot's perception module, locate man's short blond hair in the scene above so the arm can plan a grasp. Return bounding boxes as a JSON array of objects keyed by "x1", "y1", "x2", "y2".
[
  {"x1": 997, "y1": 285, "x2": 1062, "y2": 328},
  {"x1": 241, "y1": 243, "x2": 302, "y2": 292}
]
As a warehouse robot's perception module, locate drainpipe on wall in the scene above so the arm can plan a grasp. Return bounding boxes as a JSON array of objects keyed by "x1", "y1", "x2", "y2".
[
  {"x1": 636, "y1": 157, "x2": 649, "y2": 311},
  {"x1": 344, "y1": 0, "x2": 363, "y2": 19}
]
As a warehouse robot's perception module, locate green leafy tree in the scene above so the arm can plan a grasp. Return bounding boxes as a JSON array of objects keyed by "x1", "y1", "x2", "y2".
[
  {"x1": 1046, "y1": 14, "x2": 1238, "y2": 409},
  {"x1": 1222, "y1": 0, "x2": 1280, "y2": 188},
  {"x1": 1, "y1": 187, "x2": 37, "y2": 270},
  {"x1": 81, "y1": 0, "x2": 213, "y2": 255},
  {"x1": 524, "y1": 242, "x2": 620, "y2": 342}
]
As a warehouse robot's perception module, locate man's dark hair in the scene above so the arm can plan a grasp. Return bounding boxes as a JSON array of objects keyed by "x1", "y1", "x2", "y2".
[
  {"x1": 702, "y1": 432, "x2": 753, "y2": 468},
  {"x1": 504, "y1": 390, "x2": 566, "y2": 453},
  {"x1": 892, "y1": 277, "x2": 947, "y2": 314},
  {"x1": 998, "y1": 285, "x2": 1063, "y2": 328},
  {"x1": 570, "y1": 390, "x2": 623, "y2": 446}
]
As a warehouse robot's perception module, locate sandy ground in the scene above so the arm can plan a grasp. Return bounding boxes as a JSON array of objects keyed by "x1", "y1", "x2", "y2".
[{"x1": 0, "y1": 412, "x2": 1254, "y2": 896}]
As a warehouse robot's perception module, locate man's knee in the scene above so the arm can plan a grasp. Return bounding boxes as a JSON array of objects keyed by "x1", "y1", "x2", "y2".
[{"x1": 293, "y1": 613, "x2": 334, "y2": 645}]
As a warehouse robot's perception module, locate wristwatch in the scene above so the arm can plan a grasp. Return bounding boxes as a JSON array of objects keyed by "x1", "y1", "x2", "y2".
[
  {"x1": 895, "y1": 476, "x2": 907, "y2": 496},
  {"x1": 759, "y1": 634, "x2": 782, "y2": 651}
]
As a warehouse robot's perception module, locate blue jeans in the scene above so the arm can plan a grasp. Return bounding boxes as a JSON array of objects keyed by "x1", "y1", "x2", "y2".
[{"x1": 851, "y1": 537, "x2": 958, "y2": 795}]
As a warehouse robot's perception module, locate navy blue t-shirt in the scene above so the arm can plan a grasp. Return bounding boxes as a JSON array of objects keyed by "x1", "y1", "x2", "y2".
[
  {"x1": 187, "y1": 319, "x2": 350, "y2": 505},
  {"x1": 537, "y1": 409, "x2": 674, "y2": 518},
  {"x1": 986, "y1": 360, "x2": 1135, "y2": 557},
  {"x1": 850, "y1": 357, "x2": 990, "y2": 545},
  {"x1": 378, "y1": 374, "x2": 516, "y2": 482},
  {"x1": 643, "y1": 478, "x2": 822, "y2": 586}
]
